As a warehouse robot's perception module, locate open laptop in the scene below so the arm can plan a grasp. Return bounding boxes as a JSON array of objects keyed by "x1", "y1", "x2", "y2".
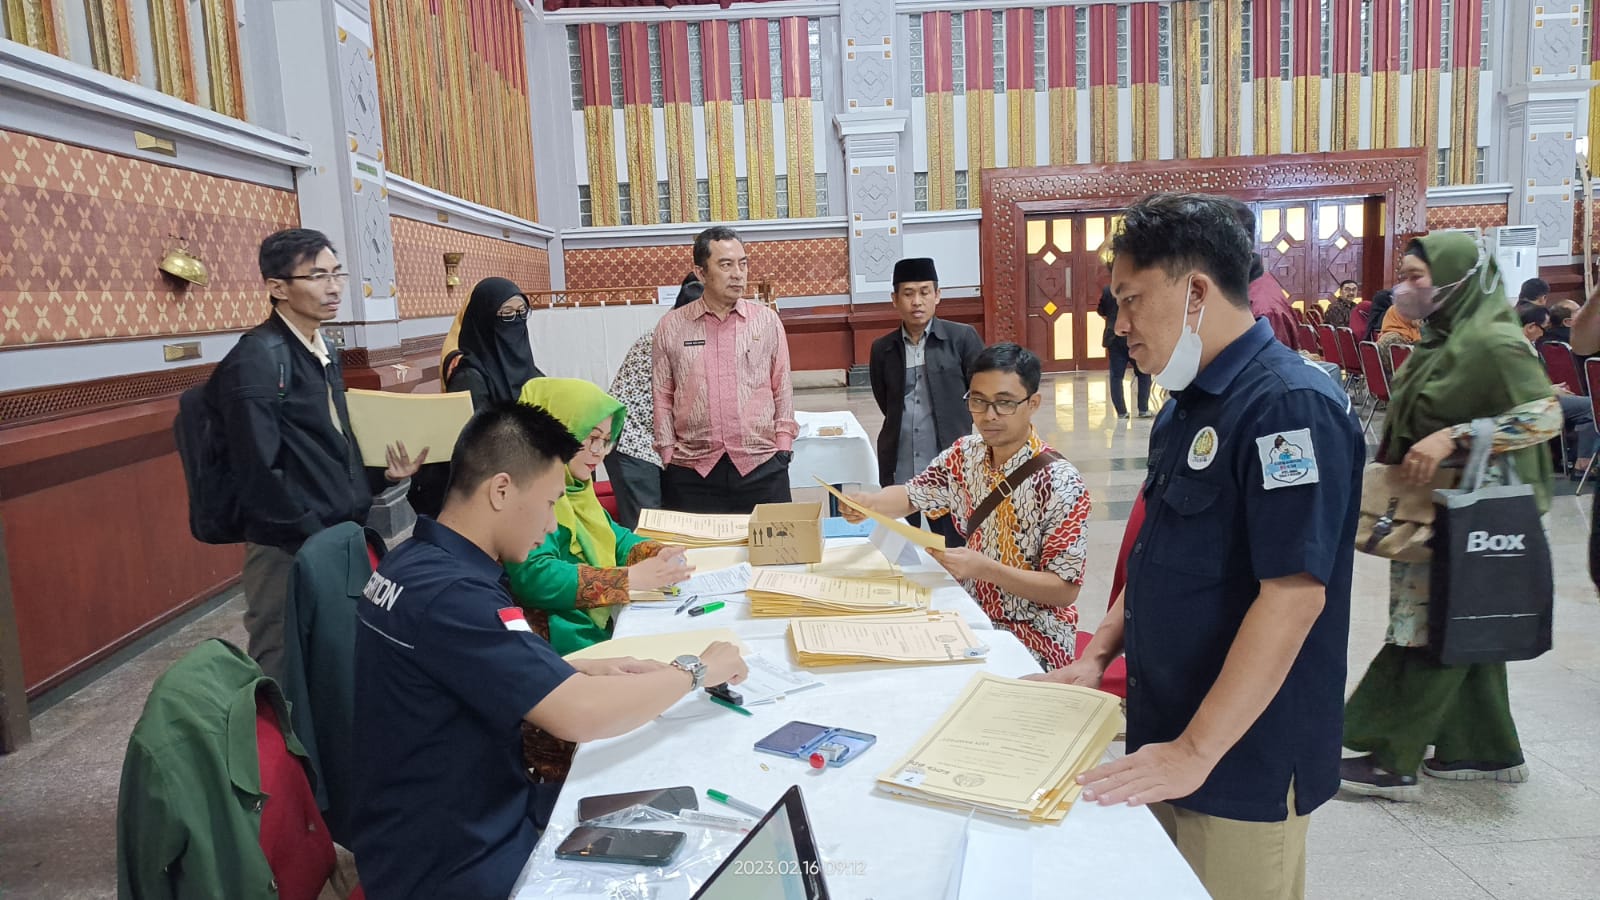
[{"x1": 692, "y1": 784, "x2": 831, "y2": 900}]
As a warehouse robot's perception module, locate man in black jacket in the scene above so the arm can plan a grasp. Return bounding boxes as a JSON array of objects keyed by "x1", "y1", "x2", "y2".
[
  {"x1": 868, "y1": 258, "x2": 985, "y2": 547},
  {"x1": 212, "y1": 228, "x2": 422, "y2": 681}
]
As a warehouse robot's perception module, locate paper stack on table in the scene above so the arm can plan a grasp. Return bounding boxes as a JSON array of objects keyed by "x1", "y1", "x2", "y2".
[
  {"x1": 746, "y1": 569, "x2": 930, "y2": 617},
  {"x1": 562, "y1": 627, "x2": 748, "y2": 662},
  {"x1": 635, "y1": 509, "x2": 751, "y2": 547},
  {"x1": 788, "y1": 612, "x2": 988, "y2": 667},
  {"x1": 876, "y1": 672, "x2": 1124, "y2": 823}
]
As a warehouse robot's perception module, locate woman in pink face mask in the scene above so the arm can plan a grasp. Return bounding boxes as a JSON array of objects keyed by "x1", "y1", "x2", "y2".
[{"x1": 1340, "y1": 233, "x2": 1560, "y2": 802}]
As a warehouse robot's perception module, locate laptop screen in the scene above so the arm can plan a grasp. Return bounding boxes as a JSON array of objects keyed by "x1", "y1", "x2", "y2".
[{"x1": 692, "y1": 785, "x2": 830, "y2": 900}]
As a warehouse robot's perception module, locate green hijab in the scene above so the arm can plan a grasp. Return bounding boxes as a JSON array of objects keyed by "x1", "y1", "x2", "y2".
[
  {"x1": 519, "y1": 378, "x2": 626, "y2": 624},
  {"x1": 1382, "y1": 232, "x2": 1555, "y2": 511}
]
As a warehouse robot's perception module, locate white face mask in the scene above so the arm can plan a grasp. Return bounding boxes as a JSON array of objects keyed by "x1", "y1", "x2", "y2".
[{"x1": 1154, "y1": 276, "x2": 1205, "y2": 392}]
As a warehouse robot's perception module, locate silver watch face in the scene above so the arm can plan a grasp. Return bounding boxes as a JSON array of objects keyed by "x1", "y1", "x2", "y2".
[{"x1": 673, "y1": 654, "x2": 701, "y2": 670}]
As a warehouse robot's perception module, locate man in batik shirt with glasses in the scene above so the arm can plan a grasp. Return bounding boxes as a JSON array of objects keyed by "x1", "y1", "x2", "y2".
[{"x1": 842, "y1": 342, "x2": 1091, "y2": 668}]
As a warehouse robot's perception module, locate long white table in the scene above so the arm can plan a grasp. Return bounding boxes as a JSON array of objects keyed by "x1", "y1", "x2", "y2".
[{"x1": 510, "y1": 541, "x2": 1209, "y2": 900}]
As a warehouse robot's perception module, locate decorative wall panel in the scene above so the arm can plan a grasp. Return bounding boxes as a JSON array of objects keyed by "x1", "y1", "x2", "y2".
[
  {"x1": 564, "y1": 238, "x2": 849, "y2": 298},
  {"x1": 1426, "y1": 203, "x2": 1509, "y2": 233},
  {"x1": 0, "y1": 130, "x2": 298, "y2": 349},
  {"x1": 390, "y1": 216, "x2": 551, "y2": 319}
]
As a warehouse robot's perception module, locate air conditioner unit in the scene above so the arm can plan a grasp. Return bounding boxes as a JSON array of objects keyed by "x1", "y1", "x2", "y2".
[
  {"x1": 1489, "y1": 225, "x2": 1540, "y2": 304},
  {"x1": 1432, "y1": 227, "x2": 1482, "y2": 240}
]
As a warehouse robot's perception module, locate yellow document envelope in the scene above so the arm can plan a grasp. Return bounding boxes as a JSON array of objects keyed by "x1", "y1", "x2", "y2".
[
  {"x1": 563, "y1": 628, "x2": 748, "y2": 663},
  {"x1": 344, "y1": 388, "x2": 474, "y2": 467}
]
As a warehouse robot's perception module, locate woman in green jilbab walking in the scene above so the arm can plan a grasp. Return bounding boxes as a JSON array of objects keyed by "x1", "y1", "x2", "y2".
[{"x1": 1339, "y1": 232, "x2": 1559, "y2": 801}]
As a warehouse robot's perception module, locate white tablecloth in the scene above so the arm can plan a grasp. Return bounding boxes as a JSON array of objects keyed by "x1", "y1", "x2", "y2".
[
  {"x1": 510, "y1": 539, "x2": 1208, "y2": 900},
  {"x1": 792, "y1": 410, "x2": 879, "y2": 490}
]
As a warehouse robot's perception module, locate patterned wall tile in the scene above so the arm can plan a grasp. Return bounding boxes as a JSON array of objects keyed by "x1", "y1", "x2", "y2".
[
  {"x1": 0, "y1": 129, "x2": 299, "y2": 348},
  {"x1": 564, "y1": 237, "x2": 849, "y2": 297},
  {"x1": 1425, "y1": 203, "x2": 1509, "y2": 233},
  {"x1": 391, "y1": 216, "x2": 551, "y2": 319}
]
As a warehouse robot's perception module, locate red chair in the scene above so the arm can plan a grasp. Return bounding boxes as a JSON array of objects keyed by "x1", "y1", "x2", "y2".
[
  {"x1": 593, "y1": 479, "x2": 619, "y2": 517},
  {"x1": 1388, "y1": 343, "x2": 1412, "y2": 372},
  {"x1": 1315, "y1": 323, "x2": 1341, "y2": 369},
  {"x1": 1582, "y1": 357, "x2": 1600, "y2": 494},
  {"x1": 1541, "y1": 341, "x2": 1586, "y2": 396},
  {"x1": 1335, "y1": 326, "x2": 1364, "y2": 394},
  {"x1": 1356, "y1": 341, "x2": 1391, "y2": 436},
  {"x1": 1304, "y1": 304, "x2": 1325, "y2": 327},
  {"x1": 1295, "y1": 323, "x2": 1319, "y2": 354}
]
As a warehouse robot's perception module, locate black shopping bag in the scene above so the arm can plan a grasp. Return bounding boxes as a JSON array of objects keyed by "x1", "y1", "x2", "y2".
[{"x1": 1428, "y1": 422, "x2": 1553, "y2": 665}]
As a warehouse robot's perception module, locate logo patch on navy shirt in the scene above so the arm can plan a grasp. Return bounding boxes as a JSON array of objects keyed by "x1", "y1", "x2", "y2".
[
  {"x1": 498, "y1": 607, "x2": 532, "y2": 632},
  {"x1": 1188, "y1": 426, "x2": 1220, "y2": 471},
  {"x1": 1256, "y1": 428, "x2": 1320, "y2": 489}
]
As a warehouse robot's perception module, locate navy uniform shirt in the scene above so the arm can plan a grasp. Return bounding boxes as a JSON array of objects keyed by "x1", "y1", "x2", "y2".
[
  {"x1": 351, "y1": 517, "x2": 577, "y2": 900},
  {"x1": 1125, "y1": 318, "x2": 1363, "y2": 822}
]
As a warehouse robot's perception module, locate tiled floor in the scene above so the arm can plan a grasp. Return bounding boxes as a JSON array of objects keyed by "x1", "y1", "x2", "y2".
[{"x1": 4, "y1": 372, "x2": 1600, "y2": 899}]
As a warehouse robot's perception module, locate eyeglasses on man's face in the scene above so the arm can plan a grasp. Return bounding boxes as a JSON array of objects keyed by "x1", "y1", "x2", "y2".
[
  {"x1": 282, "y1": 270, "x2": 350, "y2": 286},
  {"x1": 497, "y1": 306, "x2": 531, "y2": 322},
  {"x1": 964, "y1": 392, "x2": 1031, "y2": 416}
]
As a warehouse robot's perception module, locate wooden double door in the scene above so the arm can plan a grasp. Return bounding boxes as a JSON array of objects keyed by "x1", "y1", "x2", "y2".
[{"x1": 1021, "y1": 198, "x2": 1376, "y2": 372}]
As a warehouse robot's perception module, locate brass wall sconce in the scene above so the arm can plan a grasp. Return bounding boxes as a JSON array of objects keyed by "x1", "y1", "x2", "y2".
[
  {"x1": 443, "y1": 252, "x2": 464, "y2": 288},
  {"x1": 158, "y1": 237, "x2": 210, "y2": 287}
]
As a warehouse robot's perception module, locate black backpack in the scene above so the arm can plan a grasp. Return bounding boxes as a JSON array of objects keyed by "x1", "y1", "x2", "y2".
[{"x1": 174, "y1": 335, "x2": 292, "y2": 544}]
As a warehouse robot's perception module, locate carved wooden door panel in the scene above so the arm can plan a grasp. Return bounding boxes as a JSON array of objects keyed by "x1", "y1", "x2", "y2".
[
  {"x1": 1255, "y1": 202, "x2": 1313, "y2": 306},
  {"x1": 1312, "y1": 199, "x2": 1368, "y2": 303},
  {"x1": 1023, "y1": 213, "x2": 1117, "y2": 372}
]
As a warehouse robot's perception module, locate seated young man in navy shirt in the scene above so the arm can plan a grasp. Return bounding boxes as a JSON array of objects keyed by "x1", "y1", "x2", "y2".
[{"x1": 351, "y1": 402, "x2": 748, "y2": 900}]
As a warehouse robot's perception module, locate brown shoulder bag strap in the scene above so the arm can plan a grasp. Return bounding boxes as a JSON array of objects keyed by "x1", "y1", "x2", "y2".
[{"x1": 966, "y1": 449, "x2": 1064, "y2": 537}]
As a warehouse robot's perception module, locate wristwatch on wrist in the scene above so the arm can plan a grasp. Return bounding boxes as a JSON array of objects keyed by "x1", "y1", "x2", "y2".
[{"x1": 671, "y1": 654, "x2": 706, "y2": 690}]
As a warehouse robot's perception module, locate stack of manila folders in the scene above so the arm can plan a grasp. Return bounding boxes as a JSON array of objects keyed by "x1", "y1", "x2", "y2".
[
  {"x1": 878, "y1": 672, "x2": 1123, "y2": 823},
  {"x1": 787, "y1": 612, "x2": 989, "y2": 667},
  {"x1": 746, "y1": 569, "x2": 930, "y2": 617},
  {"x1": 634, "y1": 509, "x2": 750, "y2": 548}
]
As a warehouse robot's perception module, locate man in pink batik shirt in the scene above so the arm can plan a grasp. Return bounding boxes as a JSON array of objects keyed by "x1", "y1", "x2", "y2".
[{"x1": 652, "y1": 226, "x2": 798, "y2": 514}]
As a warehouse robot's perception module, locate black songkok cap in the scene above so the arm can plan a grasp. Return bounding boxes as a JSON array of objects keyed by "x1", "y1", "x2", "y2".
[{"x1": 892, "y1": 257, "x2": 939, "y2": 287}]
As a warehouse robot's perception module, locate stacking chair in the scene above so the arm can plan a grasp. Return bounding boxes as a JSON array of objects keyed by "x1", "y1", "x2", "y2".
[
  {"x1": 1540, "y1": 341, "x2": 1586, "y2": 395},
  {"x1": 1356, "y1": 341, "x2": 1392, "y2": 437},
  {"x1": 1388, "y1": 343, "x2": 1413, "y2": 372},
  {"x1": 1336, "y1": 326, "x2": 1365, "y2": 398},
  {"x1": 1296, "y1": 323, "x2": 1319, "y2": 354},
  {"x1": 1304, "y1": 304, "x2": 1325, "y2": 327},
  {"x1": 1315, "y1": 323, "x2": 1341, "y2": 369}
]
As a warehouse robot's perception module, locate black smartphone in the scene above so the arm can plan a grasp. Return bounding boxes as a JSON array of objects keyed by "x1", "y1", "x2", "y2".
[
  {"x1": 577, "y1": 785, "x2": 698, "y2": 822},
  {"x1": 555, "y1": 826, "x2": 686, "y2": 866},
  {"x1": 754, "y1": 721, "x2": 831, "y2": 757}
]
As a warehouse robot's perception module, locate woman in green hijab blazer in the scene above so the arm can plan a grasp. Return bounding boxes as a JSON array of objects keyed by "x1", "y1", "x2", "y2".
[
  {"x1": 506, "y1": 378, "x2": 693, "y2": 655},
  {"x1": 1340, "y1": 232, "x2": 1559, "y2": 800}
]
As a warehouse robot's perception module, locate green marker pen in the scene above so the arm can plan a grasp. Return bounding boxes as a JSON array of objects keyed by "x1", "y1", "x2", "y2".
[{"x1": 687, "y1": 600, "x2": 725, "y2": 617}]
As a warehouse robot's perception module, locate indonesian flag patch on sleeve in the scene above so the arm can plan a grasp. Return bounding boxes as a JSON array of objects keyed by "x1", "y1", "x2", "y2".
[{"x1": 498, "y1": 607, "x2": 532, "y2": 632}]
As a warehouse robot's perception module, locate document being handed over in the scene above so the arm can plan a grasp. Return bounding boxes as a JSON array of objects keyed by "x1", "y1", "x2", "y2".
[{"x1": 877, "y1": 672, "x2": 1123, "y2": 822}]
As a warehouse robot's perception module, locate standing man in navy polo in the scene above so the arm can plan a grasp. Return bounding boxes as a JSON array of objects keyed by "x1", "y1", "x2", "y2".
[
  {"x1": 1028, "y1": 194, "x2": 1362, "y2": 900},
  {"x1": 351, "y1": 402, "x2": 747, "y2": 900}
]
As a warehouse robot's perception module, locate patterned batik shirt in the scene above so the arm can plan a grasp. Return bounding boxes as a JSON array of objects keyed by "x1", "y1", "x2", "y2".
[
  {"x1": 905, "y1": 431, "x2": 1091, "y2": 668},
  {"x1": 609, "y1": 331, "x2": 660, "y2": 466}
]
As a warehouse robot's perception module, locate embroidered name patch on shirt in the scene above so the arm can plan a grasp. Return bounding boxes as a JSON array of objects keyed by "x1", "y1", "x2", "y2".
[
  {"x1": 498, "y1": 607, "x2": 532, "y2": 632},
  {"x1": 1255, "y1": 428, "x2": 1320, "y2": 490}
]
